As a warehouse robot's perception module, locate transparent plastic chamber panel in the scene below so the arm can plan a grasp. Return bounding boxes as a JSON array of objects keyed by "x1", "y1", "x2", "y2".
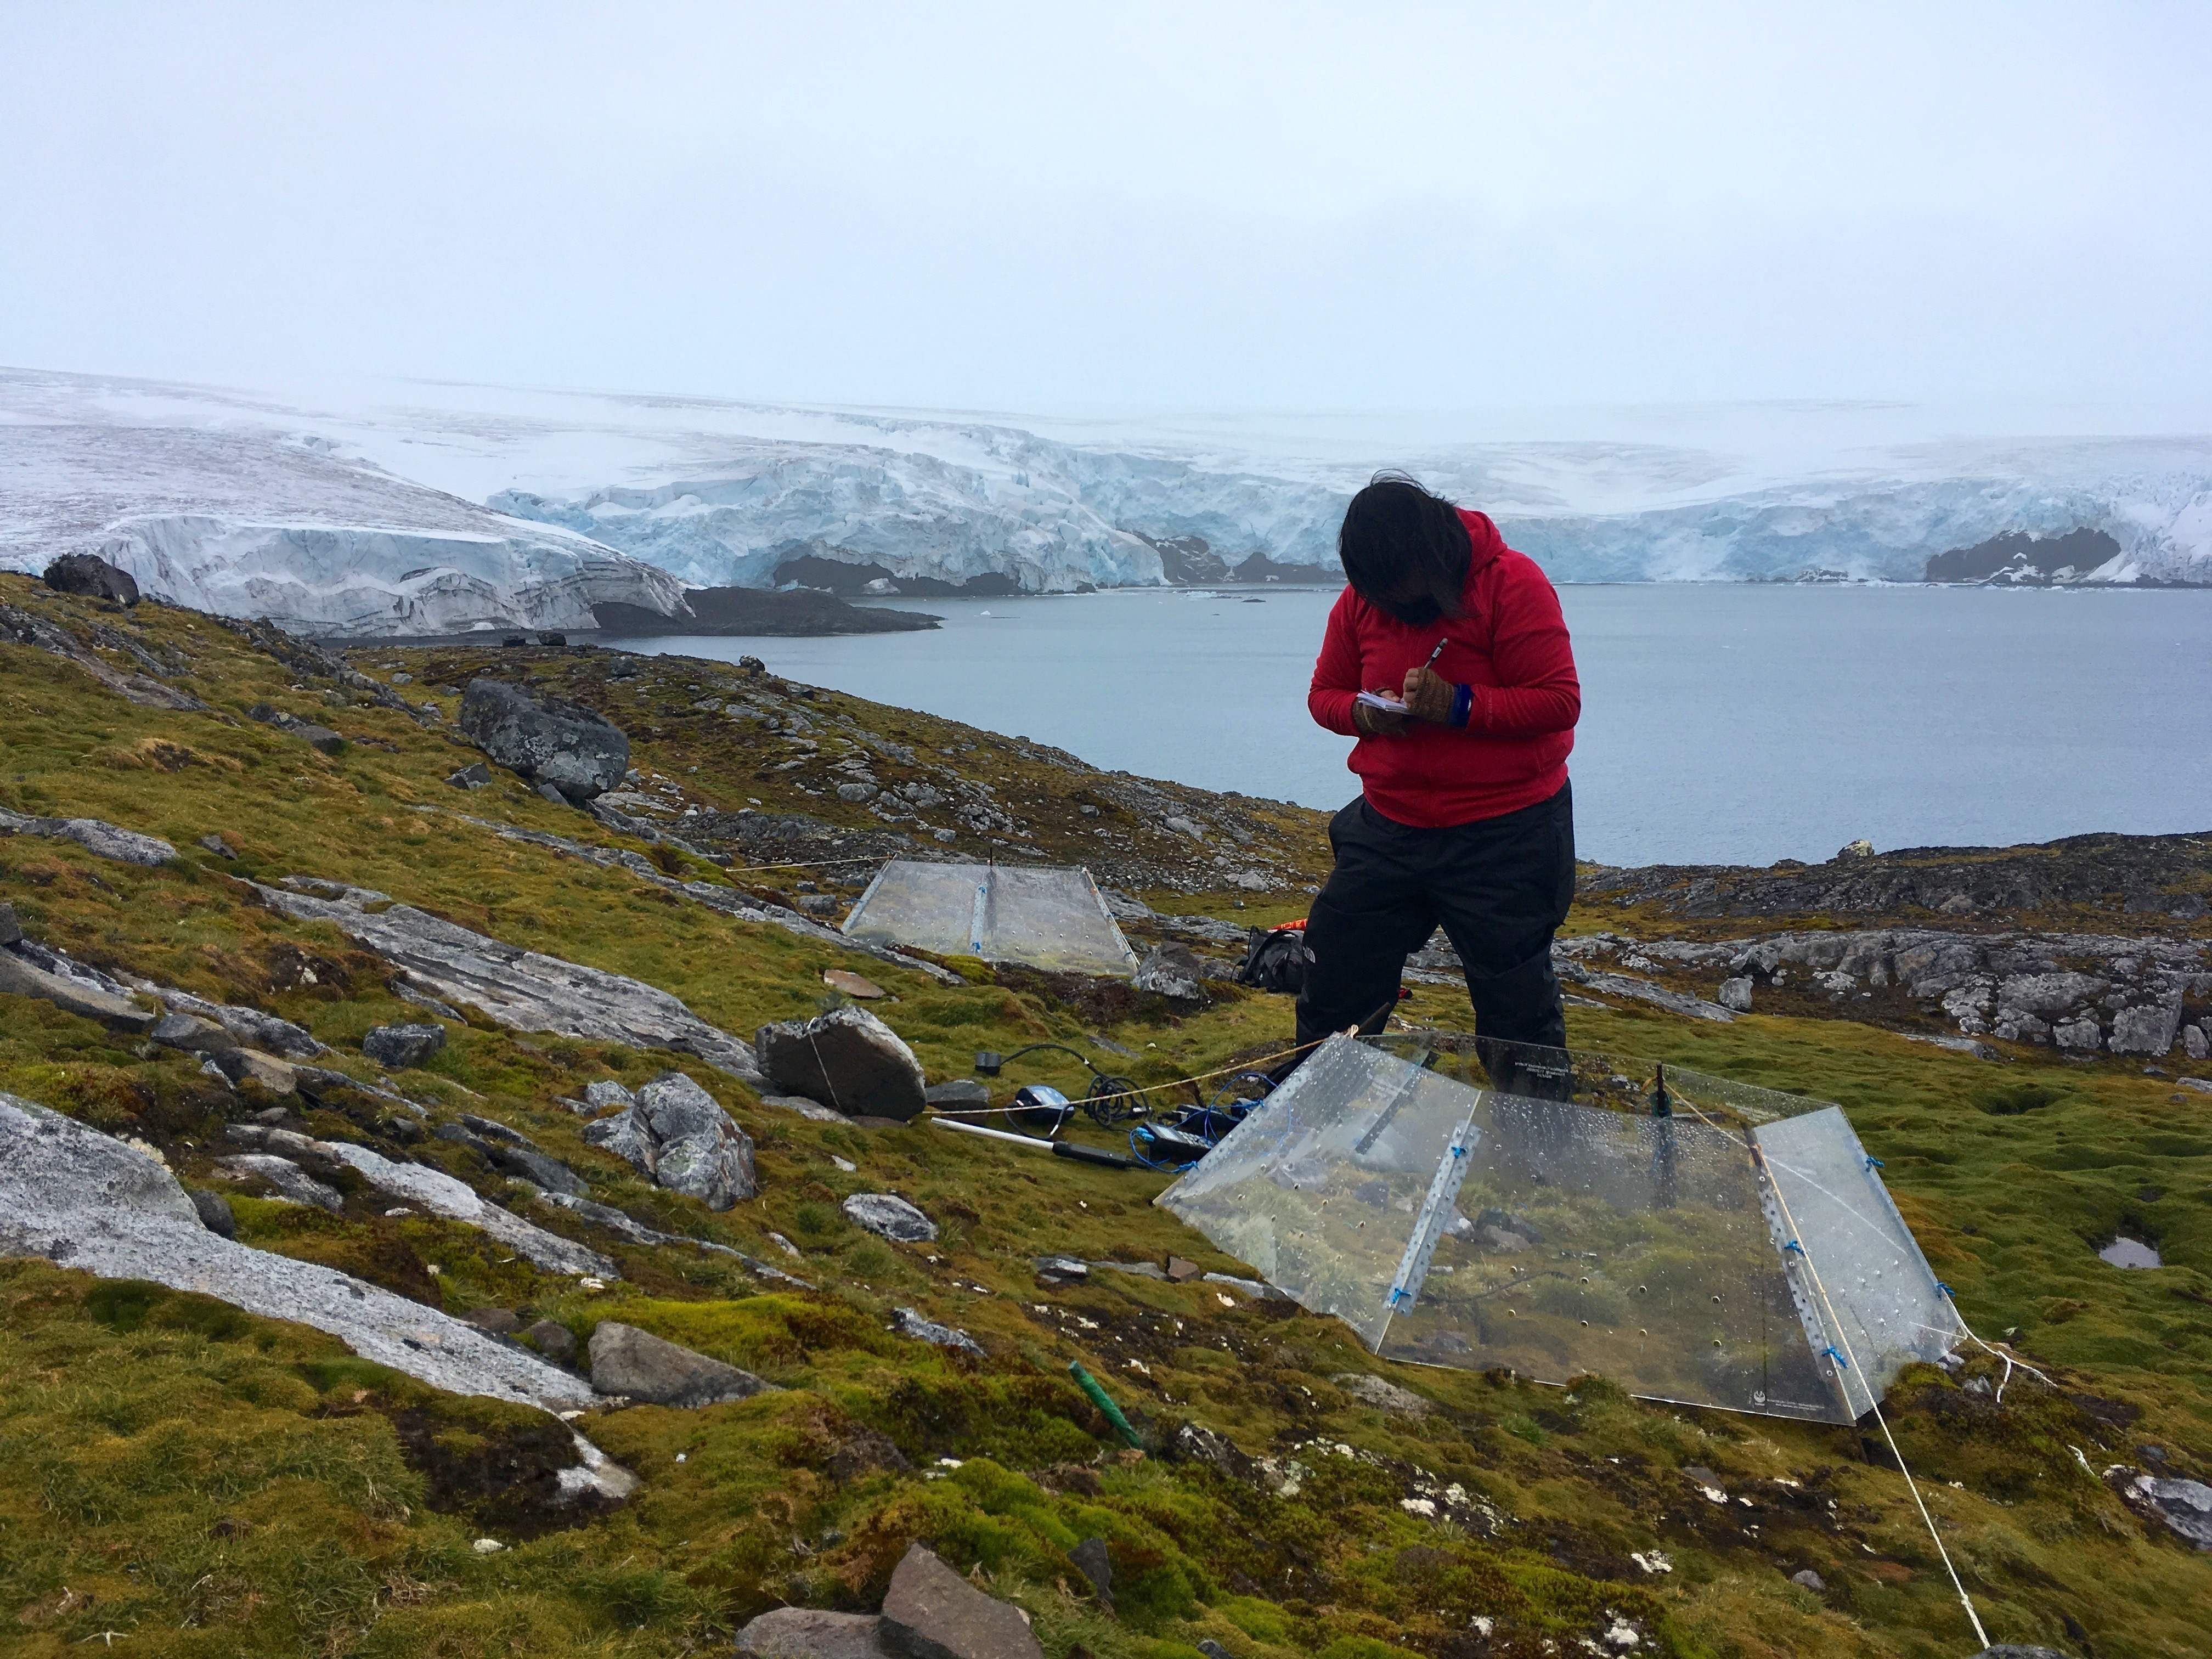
[
  {"x1": 841, "y1": 861, "x2": 1138, "y2": 976},
  {"x1": 1159, "y1": 1035, "x2": 1961, "y2": 1423}
]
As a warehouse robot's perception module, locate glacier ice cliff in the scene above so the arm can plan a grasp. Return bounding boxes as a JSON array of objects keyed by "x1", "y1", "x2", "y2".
[{"x1": 4, "y1": 369, "x2": 2208, "y2": 620}]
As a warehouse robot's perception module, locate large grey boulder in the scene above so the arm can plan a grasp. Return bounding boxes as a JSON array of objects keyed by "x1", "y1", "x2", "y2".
[
  {"x1": 843, "y1": 1192, "x2": 936, "y2": 1243},
  {"x1": 148, "y1": 988, "x2": 322, "y2": 1058},
  {"x1": 736, "y1": 1609, "x2": 897, "y2": 1658},
  {"x1": 755, "y1": 1006, "x2": 927, "y2": 1121},
  {"x1": 879, "y1": 1542, "x2": 1044, "y2": 1659},
  {"x1": 460, "y1": 679, "x2": 628, "y2": 803},
  {"x1": 580, "y1": 1070, "x2": 757, "y2": 1207},
  {"x1": 363, "y1": 1022, "x2": 447, "y2": 1069},
  {"x1": 42, "y1": 552, "x2": 139, "y2": 605},
  {"x1": 1717, "y1": 975, "x2": 1754, "y2": 1013},
  {"x1": 1994, "y1": 971, "x2": 2107, "y2": 1017},
  {"x1": 587, "y1": 1320, "x2": 773, "y2": 1407},
  {"x1": 0, "y1": 1092, "x2": 594, "y2": 1409},
  {"x1": 249, "y1": 879, "x2": 761, "y2": 1084}
]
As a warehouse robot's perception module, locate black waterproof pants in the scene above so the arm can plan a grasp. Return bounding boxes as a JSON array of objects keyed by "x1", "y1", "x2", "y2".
[{"x1": 1295, "y1": 782, "x2": 1575, "y2": 1063}]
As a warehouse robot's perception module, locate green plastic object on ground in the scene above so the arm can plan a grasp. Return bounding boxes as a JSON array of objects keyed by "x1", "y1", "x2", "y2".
[{"x1": 1068, "y1": 1360, "x2": 1144, "y2": 1448}]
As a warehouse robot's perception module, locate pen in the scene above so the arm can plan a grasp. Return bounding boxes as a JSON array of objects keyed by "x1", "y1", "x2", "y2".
[{"x1": 1424, "y1": 639, "x2": 1447, "y2": 668}]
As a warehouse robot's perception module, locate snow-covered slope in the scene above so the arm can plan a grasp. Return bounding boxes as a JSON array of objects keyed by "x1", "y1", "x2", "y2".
[{"x1": 4, "y1": 368, "x2": 2208, "y2": 624}]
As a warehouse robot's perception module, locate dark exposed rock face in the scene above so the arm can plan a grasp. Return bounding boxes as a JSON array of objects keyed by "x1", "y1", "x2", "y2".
[
  {"x1": 1579, "y1": 830, "x2": 2211, "y2": 926},
  {"x1": 593, "y1": 585, "x2": 941, "y2": 637},
  {"x1": 756, "y1": 1007, "x2": 928, "y2": 1121},
  {"x1": 736, "y1": 1608, "x2": 898, "y2": 1658},
  {"x1": 363, "y1": 1022, "x2": 446, "y2": 1069},
  {"x1": 1926, "y1": 526, "x2": 2121, "y2": 584},
  {"x1": 772, "y1": 553, "x2": 1020, "y2": 600},
  {"x1": 459, "y1": 678, "x2": 629, "y2": 802},
  {"x1": 42, "y1": 552, "x2": 139, "y2": 605}
]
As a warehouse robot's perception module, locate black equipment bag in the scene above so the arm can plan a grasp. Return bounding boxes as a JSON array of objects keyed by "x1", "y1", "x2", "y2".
[{"x1": 1235, "y1": 924, "x2": 1314, "y2": 995}]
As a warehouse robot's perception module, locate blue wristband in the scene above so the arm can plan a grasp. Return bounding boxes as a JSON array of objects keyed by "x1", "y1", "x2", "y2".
[{"x1": 1449, "y1": 683, "x2": 1474, "y2": 727}]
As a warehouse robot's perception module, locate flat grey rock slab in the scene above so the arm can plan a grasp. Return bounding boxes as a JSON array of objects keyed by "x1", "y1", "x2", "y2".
[
  {"x1": 363, "y1": 1022, "x2": 446, "y2": 1069},
  {"x1": 879, "y1": 1542, "x2": 1043, "y2": 1659},
  {"x1": 0, "y1": 808, "x2": 175, "y2": 866},
  {"x1": 0, "y1": 1092, "x2": 594, "y2": 1410},
  {"x1": 736, "y1": 1608, "x2": 896, "y2": 1658},
  {"x1": 249, "y1": 878, "x2": 762, "y2": 1084},
  {"x1": 843, "y1": 1192, "x2": 936, "y2": 1243},
  {"x1": 0, "y1": 947, "x2": 156, "y2": 1031},
  {"x1": 217, "y1": 1153, "x2": 343, "y2": 1212},
  {"x1": 588, "y1": 1320, "x2": 773, "y2": 1407},
  {"x1": 1331, "y1": 1373, "x2": 1433, "y2": 1415}
]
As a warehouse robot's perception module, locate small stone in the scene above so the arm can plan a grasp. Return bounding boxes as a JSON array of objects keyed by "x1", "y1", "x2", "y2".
[
  {"x1": 1165, "y1": 1256, "x2": 1203, "y2": 1282},
  {"x1": 463, "y1": 1307, "x2": 522, "y2": 1335},
  {"x1": 523, "y1": 1319, "x2": 578, "y2": 1364},
  {"x1": 151, "y1": 1011, "x2": 236, "y2": 1054},
  {"x1": 472, "y1": 1538, "x2": 505, "y2": 1554},
  {"x1": 843, "y1": 1192, "x2": 936, "y2": 1243},
  {"x1": 1069, "y1": 1536, "x2": 1112, "y2": 1607},
  {"x1": 213, "y1": 1048, "x2": 298, "y2": 1094},
  {"x1": 197, "y1": 833, "x2": 238, "y2": 859},
  {"x1": 879, "y1": 1542, "x2": 1044, "y2": 1659},
  {"x1": 362, "y1": 1023, "x2": 446, "y2": 1070},
  {"x1": 1717, "y1": 976, "x2": 1754, "y2": 1013},
  {"x1": 587, "y1": 1321, "x2": 774, "y2": 1408},
  {"x1": 187, "y1": 1188, "x2": 236, "y2": 1237},
  {"x1": 924, "y1": 1079, "x2": 991, "y2": 1109},
  {"x1": 217, "y1": 1153, "x2": 341, "y2": 1211},
  {"x1": 1789, "y1": 1568, "x2": 1826, "y2": 1593},
  {"x1": 822, "y1": 969, "x2": 887, "y2": 998},
  {"x1": 447, "y1": 762, "x2": 493, "y2": 789}
]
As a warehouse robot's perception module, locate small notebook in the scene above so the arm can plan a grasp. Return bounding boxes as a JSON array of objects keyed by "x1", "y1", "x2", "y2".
[{"x1": 1355, "y1": 691, "x2": 1409, "y2": 713}]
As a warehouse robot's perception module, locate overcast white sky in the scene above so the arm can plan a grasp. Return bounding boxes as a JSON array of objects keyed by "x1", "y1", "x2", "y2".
[{"x1": 4, "y1": 2, "x2": 2208, "y2": 415}]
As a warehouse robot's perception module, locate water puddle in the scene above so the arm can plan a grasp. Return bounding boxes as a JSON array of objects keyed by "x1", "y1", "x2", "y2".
[{"x1": 2098, "y1": 1236, "x2": 2163, "y2": 1269}]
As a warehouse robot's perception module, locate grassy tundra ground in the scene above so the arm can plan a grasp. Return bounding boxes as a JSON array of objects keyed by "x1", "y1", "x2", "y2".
[{"x1": 1, "y1": 572, "x2": 2208, "y2": 1658}]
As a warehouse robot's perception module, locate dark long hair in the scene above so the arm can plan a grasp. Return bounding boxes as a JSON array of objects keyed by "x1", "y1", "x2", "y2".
[{"x1": 1338, "y1": 472, "x2": 1471, "y2": 625}]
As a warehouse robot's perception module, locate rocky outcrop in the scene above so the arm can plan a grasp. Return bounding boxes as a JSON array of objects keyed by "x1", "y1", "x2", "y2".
[
  {"x1": 580, "y1": 1070, "x2": 757, "y2": 1208},
  {"x1": 224, "y1": 1121, "x2": 617, "y2": 1277},
  {"x1": 890, "y1": 1306, "x2": 984, "y2": 1356},
  {"x1": 2119, "y1": 1469, "x2": 2212, "y2": 1550},
  {"x1": 0, "y1": 945, "x2": 157, "y2": 1031},
  {"x1": 0, "y1": 1092, "x2": 594, "y2": 1409},
  {"x1": 1133, "y1": 941, "x2": 1205, "y2": 1004},
  {"x1": 460, "y1": 678, "x2": 629, "y2": 803},
  {"x1": 0, "y1": 600, "x2": 207, "y2": 710},
  {"x1": 41, "y1": 552, "x2": 140, "y2": 605},
  {"x1": 755, "y1": 1006, "x2": 927, "y2": 1121},
  {"x1": 586, "y1": 1321, "x2": 774, "y2": 1407},
  {"x1": 0, "y1": 807, "x2": 176, "y2": 866},
  {"x1": 248, "y1": 878, "x2": 762, "y2": 1084}
]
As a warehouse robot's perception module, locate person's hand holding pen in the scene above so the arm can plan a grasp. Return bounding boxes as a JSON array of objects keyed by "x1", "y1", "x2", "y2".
[{"x1": 1402, "y1": 637, "x2": 1471, "y2": 725}]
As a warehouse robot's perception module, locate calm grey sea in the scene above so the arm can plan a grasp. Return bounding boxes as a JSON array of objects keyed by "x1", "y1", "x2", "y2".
[{"x1": 623, "y1": 585, "x2": 2212, "y2": 867}]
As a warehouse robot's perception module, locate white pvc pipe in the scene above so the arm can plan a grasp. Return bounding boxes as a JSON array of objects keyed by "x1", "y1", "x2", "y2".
[{"x1": 931, "y1": 1116, "x2": 1054, "y2": 1152}]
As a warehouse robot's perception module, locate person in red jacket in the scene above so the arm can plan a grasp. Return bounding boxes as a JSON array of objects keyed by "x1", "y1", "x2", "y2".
[{"x1": 1297, "y1": 473, "x2": 1581, "y2": 1082}]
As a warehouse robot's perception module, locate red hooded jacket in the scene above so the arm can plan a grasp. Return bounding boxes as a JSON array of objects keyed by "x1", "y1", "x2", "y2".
[{"x1": 1308, "y1": 507, "x2": 1579, "y2": 828}]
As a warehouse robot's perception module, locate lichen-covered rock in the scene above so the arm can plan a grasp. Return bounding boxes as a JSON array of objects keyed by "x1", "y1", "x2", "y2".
[
  {"x1": 587, "y1": 1321, "x2": 774, "y2": 1407},
  {"x1": 2109, "y1": 1001, "x2": 2182, "y2": 1057},
  {"x1": 891, "y1": 1306, "x2": 983, "y2": 1356},
  {"x1": 0, "y1": 808, "x2": 175, "y2": 866},
  {"x1": 1332, "y1": 1373, "x2": 1432, "y2": 1415},
  {"x1": 0, "y1": 948, "x2": 157, "y2": 1031},
  {"x1": 755, "y1": 1006, "x2": 927, "y2": 1121},
  {"x1": 1133, "y1": 941, "x2": 1205, "y2": 1003},
  {"x1": 216, "y1": 1153, "x2": 344, "y2": 1212},
  {"x1": 460, "y1": 678, "x2": 628, "y2": 802},
  {"x1": 1717, "y1": 976, "x2": 1753, "y2": 1013},
  {"x1": 581, "y1": 1071, "x2": 757, "y2": 1208},
  {"x1": 842, "y1": 1192, "x2": 936, "y2": 1243}
]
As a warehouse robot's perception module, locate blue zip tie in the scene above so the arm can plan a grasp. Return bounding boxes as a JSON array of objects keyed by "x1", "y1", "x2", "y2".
[
  {"x1": 1821, "y1": 1345, "x2": 1849, "y2": 1369},
  {"x1": 1388, "y1": 1286, "x2": 1408, "y2": 1306},
  {"x1": 1935, "y1": 1282, "x2": 1955, "y2": 1297},
  {"x1": 1783, "y1": 1239, "x2": 1804, "y2": 1256},
  {"x1": 1865, "y1": 1155, "x2": 1885, "y2": 1170}
]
